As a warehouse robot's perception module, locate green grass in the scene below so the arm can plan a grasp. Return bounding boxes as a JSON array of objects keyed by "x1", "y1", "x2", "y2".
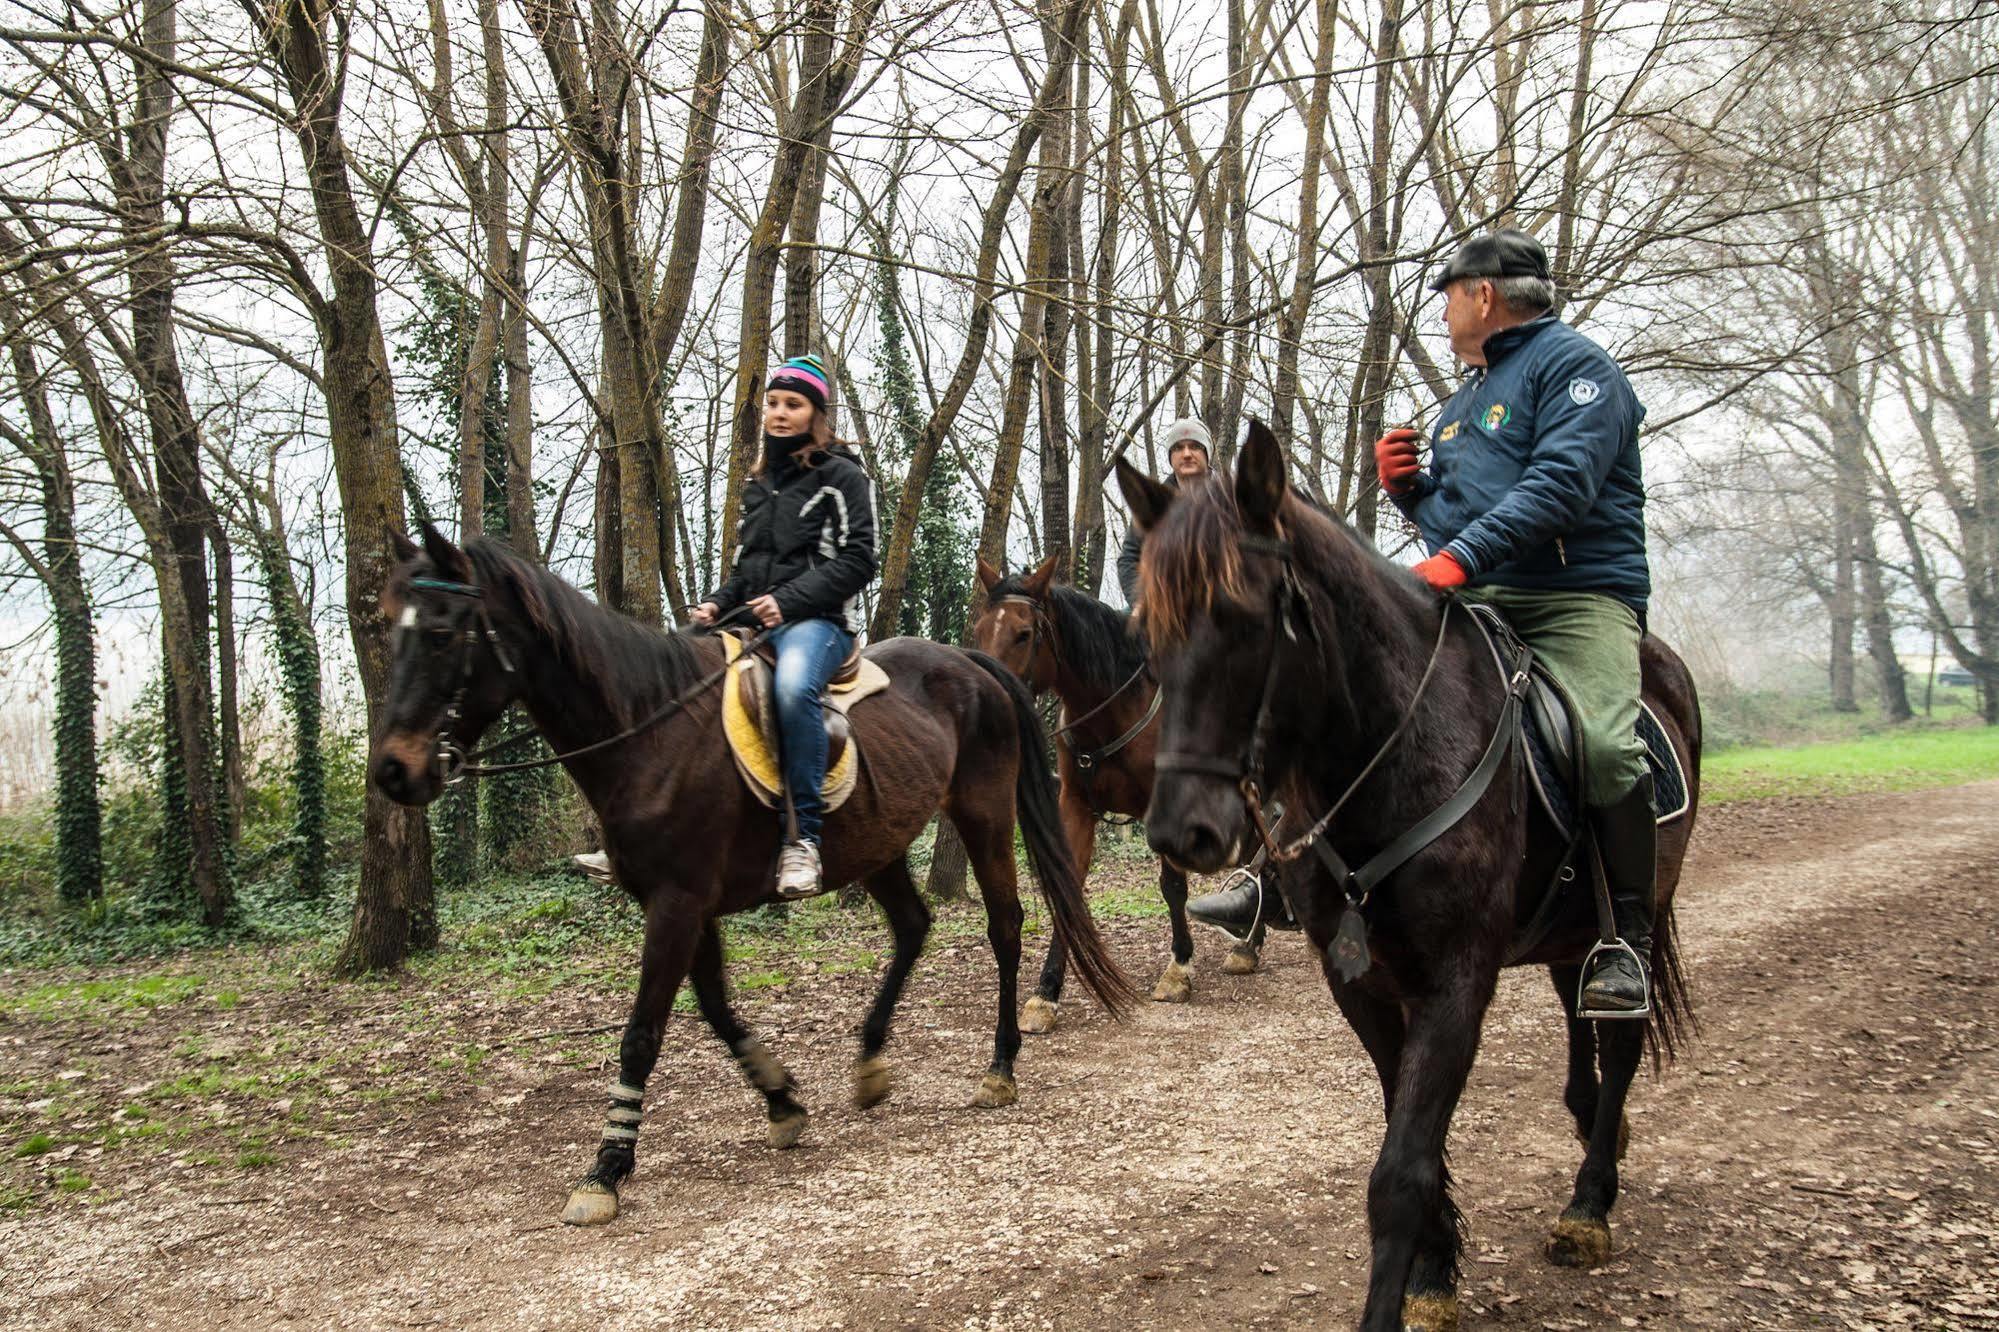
[
  {"x1": 1703, "y1": 724, "x2": 1999, "y2": 803},
  {"x1": 12, "y1": 1133, "x2": 54, "y2": 1158}
]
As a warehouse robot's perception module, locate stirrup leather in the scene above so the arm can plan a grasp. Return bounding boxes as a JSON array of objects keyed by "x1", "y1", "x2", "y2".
[{"x1": 1576, "y1": 938, "x2": 1652, "y2": 1021}]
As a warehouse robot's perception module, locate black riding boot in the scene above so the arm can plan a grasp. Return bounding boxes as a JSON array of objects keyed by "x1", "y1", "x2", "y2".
[
  {"x1": 1186, "y1": 867, "x2": 1299, "y2": 939},
  {"x1": 1578, "y1": 774, "x2": 1657, "y2": 1019}
]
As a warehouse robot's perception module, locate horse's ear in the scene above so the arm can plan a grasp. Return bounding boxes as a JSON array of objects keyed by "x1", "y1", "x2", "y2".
[
  {"x1": 1116, "y1": 459, "x2": 1175, "y2": 533},
  {"x1": 1023, "y1": 552, "x2": 1059, "y2": 597},
  {"x1": 418, "y1": 521, "x2": 472, "y2": 580},
  {"x1": 1235, "y1": 418, "x2": 1287, "y2": 527},
  {"x1": 388, "y1": 528, "x2": 418, "y2": 563},
  {"x1": 976, "y1": 555, "x2": 1002, "y2": 594}
]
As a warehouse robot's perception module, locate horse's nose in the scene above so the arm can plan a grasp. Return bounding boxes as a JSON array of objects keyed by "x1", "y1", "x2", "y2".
[
  {"x1": 1148, "y1": 812, "x2": 1231, "y2": 874},
  {"x1": 373, "y1": 753, "x2": 411, "y2": 801}
]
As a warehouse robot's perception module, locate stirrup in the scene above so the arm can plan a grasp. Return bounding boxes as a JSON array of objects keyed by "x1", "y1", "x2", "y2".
[{"x1": 1576, "y1": 939, "x2": 1652, "y2": 1021}]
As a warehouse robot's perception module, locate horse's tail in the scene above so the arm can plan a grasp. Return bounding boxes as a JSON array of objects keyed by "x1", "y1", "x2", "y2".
[
  {"x1": 1642, "y1": 635, "x2": 1702, "y2": 1067},
  {"x1": 966, "y1": 649, "x2": 1138, "y2": 1018}
]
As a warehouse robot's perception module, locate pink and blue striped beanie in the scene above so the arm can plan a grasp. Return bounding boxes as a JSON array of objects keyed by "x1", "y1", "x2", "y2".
[{"x1": 767, "y1": 354, "x2": 830, "y2": 411}]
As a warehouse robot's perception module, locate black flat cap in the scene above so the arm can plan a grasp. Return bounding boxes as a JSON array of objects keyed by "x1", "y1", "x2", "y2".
[{"x1": 1428, "y1": 228, "x2": 1551, "y2": 292}]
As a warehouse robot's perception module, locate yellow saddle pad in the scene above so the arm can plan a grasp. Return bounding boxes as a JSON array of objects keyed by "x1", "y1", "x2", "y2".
[{"x1": 720, "y1": 634, "x2": 890, "y2": 813}]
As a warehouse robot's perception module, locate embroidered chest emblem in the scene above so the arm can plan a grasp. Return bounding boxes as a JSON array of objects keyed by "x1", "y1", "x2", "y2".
[
  {"x1": 1482, "y1": 403, "x2": 1511, "y2": 430},
  {"x1": 1439, "y1": 421, "x2": 1463, "y2": 443}
]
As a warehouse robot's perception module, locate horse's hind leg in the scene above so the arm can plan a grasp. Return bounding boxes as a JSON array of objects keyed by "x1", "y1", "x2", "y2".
[
  {"x1": 1546, "y1": 1017, "x2": 1643, "y2": 1268},
  {"x1": 1021, "y1": 788, "x2": 1098, "y2": 1034},
  {"x1": 955, "y1": 812, "x2": 1025, "y2": 1108},
  {"x1": 1153, "y1": 860, "x2": 1196, "y2": 1002},
  {"x1": 561, "y1": 895, "x2": 702, "y2": 1227},
  {"x1": 1550, "y1": 962, "x2": 1626, "y2": 1155},
  {"x1": 688, "y1": 920, "x2": 810, "y2": 1150},
  {"x1": 853, "y1": 856, "x2": 933, "y2": 1110}
]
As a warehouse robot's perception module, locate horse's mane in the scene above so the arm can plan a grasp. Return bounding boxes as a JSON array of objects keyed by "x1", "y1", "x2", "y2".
[
  {"x1": 464, "y1": 538, "x2": 709, "y2": 729},
  {"x1": 991, "y1": 573, "x2": 1148, "y2": 696},
  {"x1": 1137, "y1": 470, "x2": 1431, "y2": 646}
]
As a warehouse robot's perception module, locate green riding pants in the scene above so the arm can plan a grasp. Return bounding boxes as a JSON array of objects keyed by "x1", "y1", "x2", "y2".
[{"x1": 1463, "y1": 585, "x2": 1648, "y2": 807}]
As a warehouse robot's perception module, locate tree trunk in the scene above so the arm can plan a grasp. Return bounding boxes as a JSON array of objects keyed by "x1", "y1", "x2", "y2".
[
  {"x1": 723, "y1": 0, "x2": 882, "y2": 571},
  {"x1": 1270, "y1": 0, "x2": 1337, "y2": 456},
  {"x1": 124, "y1": 0, "x2": 228, "y2": 922},
  {"x1": 1035, "y1": 6, "x2": 1077, "y2": 580},
  {"x1": 213, "y1": 528, "x2": 245, "y2": 839},
  {"x1": 0, "y1": 322, "x2": 101, "y2": 904},
  {"x1": 251, "y1": 0, "x2": 434, "y2": 968},
  {"x1": 869, "y1": 5, "x2": 1083, "y2": 636}
]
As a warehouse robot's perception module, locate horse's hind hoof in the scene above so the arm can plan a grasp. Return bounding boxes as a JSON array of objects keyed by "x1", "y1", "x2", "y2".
[
  {"x1": 768, "y1": 1107, "x2": 810, "y2": 1150},
  {"x1": 971, "y1": 1073, "x2": 1018, "y2": 1108},
  {"x1": 1401, "y1": 1290, "x2": 1460, "y2": 1332},
  {"x1": 852, "y1": 1056, "x2": 891, "y2": 1110},
  {"x1": 560, "y1": 1180, "x2": 619, "y2": 1227},
  {"x1": 1018, "y1": 995, "x2": 1059, "y2": 1035},
  {"x1": 1221, "y1": 944, "x2": 1261, "y2": 975},
  {"x1": 1545, "y1": 1213, "x2": 1612, "y2": 1267},
  {"x1": 1151, "y1": 960, "x2": 1193, "y2": 1003}
]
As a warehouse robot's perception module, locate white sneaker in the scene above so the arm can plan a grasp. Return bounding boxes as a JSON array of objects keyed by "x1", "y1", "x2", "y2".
[
  {"x1": 775, "y1": 841, "x2": 823, "y2": 898},
  {"x1": 572, "y1": 850, "x2": 614, "y2": 884}
]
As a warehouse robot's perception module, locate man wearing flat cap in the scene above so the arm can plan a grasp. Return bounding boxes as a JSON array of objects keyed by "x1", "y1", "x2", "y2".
[
  {"x1": 1373, "y1": 228, "x2": 1657, "y2": 1019},
  {"x1": 1117, "y1": 417, "x2": 1214, "y2": 605}
]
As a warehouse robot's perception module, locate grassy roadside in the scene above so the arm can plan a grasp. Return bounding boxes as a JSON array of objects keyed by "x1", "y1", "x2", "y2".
[{"x1": 1703, "y1": 723, "x2": 1999, "y2": 803}]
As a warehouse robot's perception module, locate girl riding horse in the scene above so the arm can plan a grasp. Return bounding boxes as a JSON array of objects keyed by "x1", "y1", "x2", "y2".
[{"x1": 691, "y1": 354, "x2": 875, "y2": 898}]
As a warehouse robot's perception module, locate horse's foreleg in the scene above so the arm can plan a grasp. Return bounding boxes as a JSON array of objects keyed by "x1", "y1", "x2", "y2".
[
  {"x1": 853, "y1": 857, "x2": 933, "y2": 1110},
  {"x1": 1357, "y1": 983, "x2": 1491, "y2": 1332},
  {"x1": 561, "y1": 896, "x2": 702, "y2": 1227},
  {"x1": 1153, "y1": 861, "x2": 1195, "y2": 1002},
  {"x1": 959, "y1": 817, "x2": 1025, "y2": 1108},
  {"x1": 1022, "y1": 790, "x2": 1097, "y2": 1034},
  {"x1": 687, "y1": 920, "x2": 809, "y2": 1149},
  {"x1": 1546, "y1": 1017, "x2": 1643, "y2": 1268}
]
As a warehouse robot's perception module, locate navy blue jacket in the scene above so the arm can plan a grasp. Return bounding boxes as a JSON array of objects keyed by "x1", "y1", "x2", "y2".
[{"x1": 1392, "y1": 316, "x2": 1649, "y2": 614}]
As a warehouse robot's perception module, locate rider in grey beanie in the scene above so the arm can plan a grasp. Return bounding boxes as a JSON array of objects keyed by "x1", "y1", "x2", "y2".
[{"x1": 1117, "y1": 417, "x2": 1213, "y2": 604}]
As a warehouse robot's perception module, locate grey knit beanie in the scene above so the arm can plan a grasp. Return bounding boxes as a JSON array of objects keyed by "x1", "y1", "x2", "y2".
[{"x1": 1161, "y1": 418, "x2": 1213, "y2": 455}]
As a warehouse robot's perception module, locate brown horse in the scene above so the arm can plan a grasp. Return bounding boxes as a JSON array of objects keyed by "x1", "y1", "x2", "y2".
[
  {"x1": 1121, "y1": 421, "x2": 1699, "y2": 1332},
  {"x1": 972, "y1": 555, "x2": 1272, "y2": 1033},
  {"x1": 369, "y1": 527, "x2": 1134, "y2": 1226}
]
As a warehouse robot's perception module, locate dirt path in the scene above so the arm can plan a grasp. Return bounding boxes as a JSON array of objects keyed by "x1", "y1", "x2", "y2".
[{"x1": 4, "y1": 784, "x2": 1998, "y2": 1330}]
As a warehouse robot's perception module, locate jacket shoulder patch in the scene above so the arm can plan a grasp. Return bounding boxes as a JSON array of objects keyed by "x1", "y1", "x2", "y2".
[{"x1": 1568, "y1": 377, "x2": 1602, "y2": 406}]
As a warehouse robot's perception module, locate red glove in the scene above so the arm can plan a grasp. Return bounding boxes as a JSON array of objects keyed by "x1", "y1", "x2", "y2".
[
  {"x1": 1412, "y1": 552, "x2": 1467, "y2": 590},
  {"x1": 1373, "y1": 427, "x2": 1423, "y2": 495}
]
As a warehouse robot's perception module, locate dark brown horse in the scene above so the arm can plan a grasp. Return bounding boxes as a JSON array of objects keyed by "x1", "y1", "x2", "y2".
[
  {"x1": 369, "y1": 527, "x2": 1133, "y2": 1226},
  {"x1": 1120, "y1": 422, "x2": 1699, "y2": 1332},
  {"x1": 971, "y1": 555, "x2": 1272, "y2": 1033}
]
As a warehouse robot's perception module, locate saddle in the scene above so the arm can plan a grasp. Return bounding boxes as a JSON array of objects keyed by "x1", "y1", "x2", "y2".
[
  {"x1": 1462, "y1": 603, "x2": 1690, "y2": 842},
  {"x1": 719, "y1": 631, "x2": 890, "y2": 814}
]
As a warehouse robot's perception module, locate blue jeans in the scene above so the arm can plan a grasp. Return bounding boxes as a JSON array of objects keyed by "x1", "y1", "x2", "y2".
[{"x1": 768, "y1": 618, "x2": 854, "y2": 845}]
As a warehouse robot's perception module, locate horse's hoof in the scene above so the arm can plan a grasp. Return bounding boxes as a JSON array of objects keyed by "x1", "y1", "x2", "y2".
[
  {"x1": 1545, "y1": 1213, "x2": 1612, "y2": 1268},
  {"x1": 1221, "y1": 943, "x2": 1261, "y2": 975},
  {"x1": 1151, "y1": 961, "x2": 1193, "y2": 1003},
  {"x1": 768, "y1": 1107, "x2": 810, "y2": 1150},
  {"x1": 1401, "y1": 1290, "x2": 1460, "y2": 1332},
  {"x1": 971, "y1": 1073, "x2": 1018, "y2": 1108},
  {"x1": 1018, "y1": 995, "x2": 1059, "y2": 1035},
  {"x1": 560, "y1": 1180, "x2": 619, "y2": 1227},
  {"x1": 852, "y1": 1056, "x2": 891, "y2": 1110},
  {"x1": 1571, "y1": 1113, "x2": 1631, "y2": 1161}
]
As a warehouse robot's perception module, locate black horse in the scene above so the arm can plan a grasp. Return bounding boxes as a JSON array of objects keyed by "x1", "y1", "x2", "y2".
[
  {"x1": 369, "y1": 528, "x2": 1133, "y2": 1226},
  {"x1": 1120, "y1": 422, "x2": 1698, "y2": 1332}
]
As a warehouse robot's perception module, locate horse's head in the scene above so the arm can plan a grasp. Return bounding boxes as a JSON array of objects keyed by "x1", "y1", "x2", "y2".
[
  {"x1": 370, "y1": 524, "x2": 527, "y2": 806},
  {"x1": 971, "y1": 553, "x2": 1059, "y2": 688},
  {"x1": 1119, "y1": 419, "x2": 1318, "y2": 873}
]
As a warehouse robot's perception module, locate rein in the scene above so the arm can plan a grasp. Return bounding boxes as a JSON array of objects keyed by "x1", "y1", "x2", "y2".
[
  {"x1": 997, "y1": 593, "x2": 1160, "y2": 794},
  {"x1": 1153, "y1": 535, "x2": 1533, "y2": 982},
  {"x1": 403, "y1": 576, "x2": 756, "y2": 783}
]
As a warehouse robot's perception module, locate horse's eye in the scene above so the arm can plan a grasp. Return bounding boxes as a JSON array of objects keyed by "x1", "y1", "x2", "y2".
[{"x1": 1014, "y1": 629, "x2": 1031, "y2": 644}]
